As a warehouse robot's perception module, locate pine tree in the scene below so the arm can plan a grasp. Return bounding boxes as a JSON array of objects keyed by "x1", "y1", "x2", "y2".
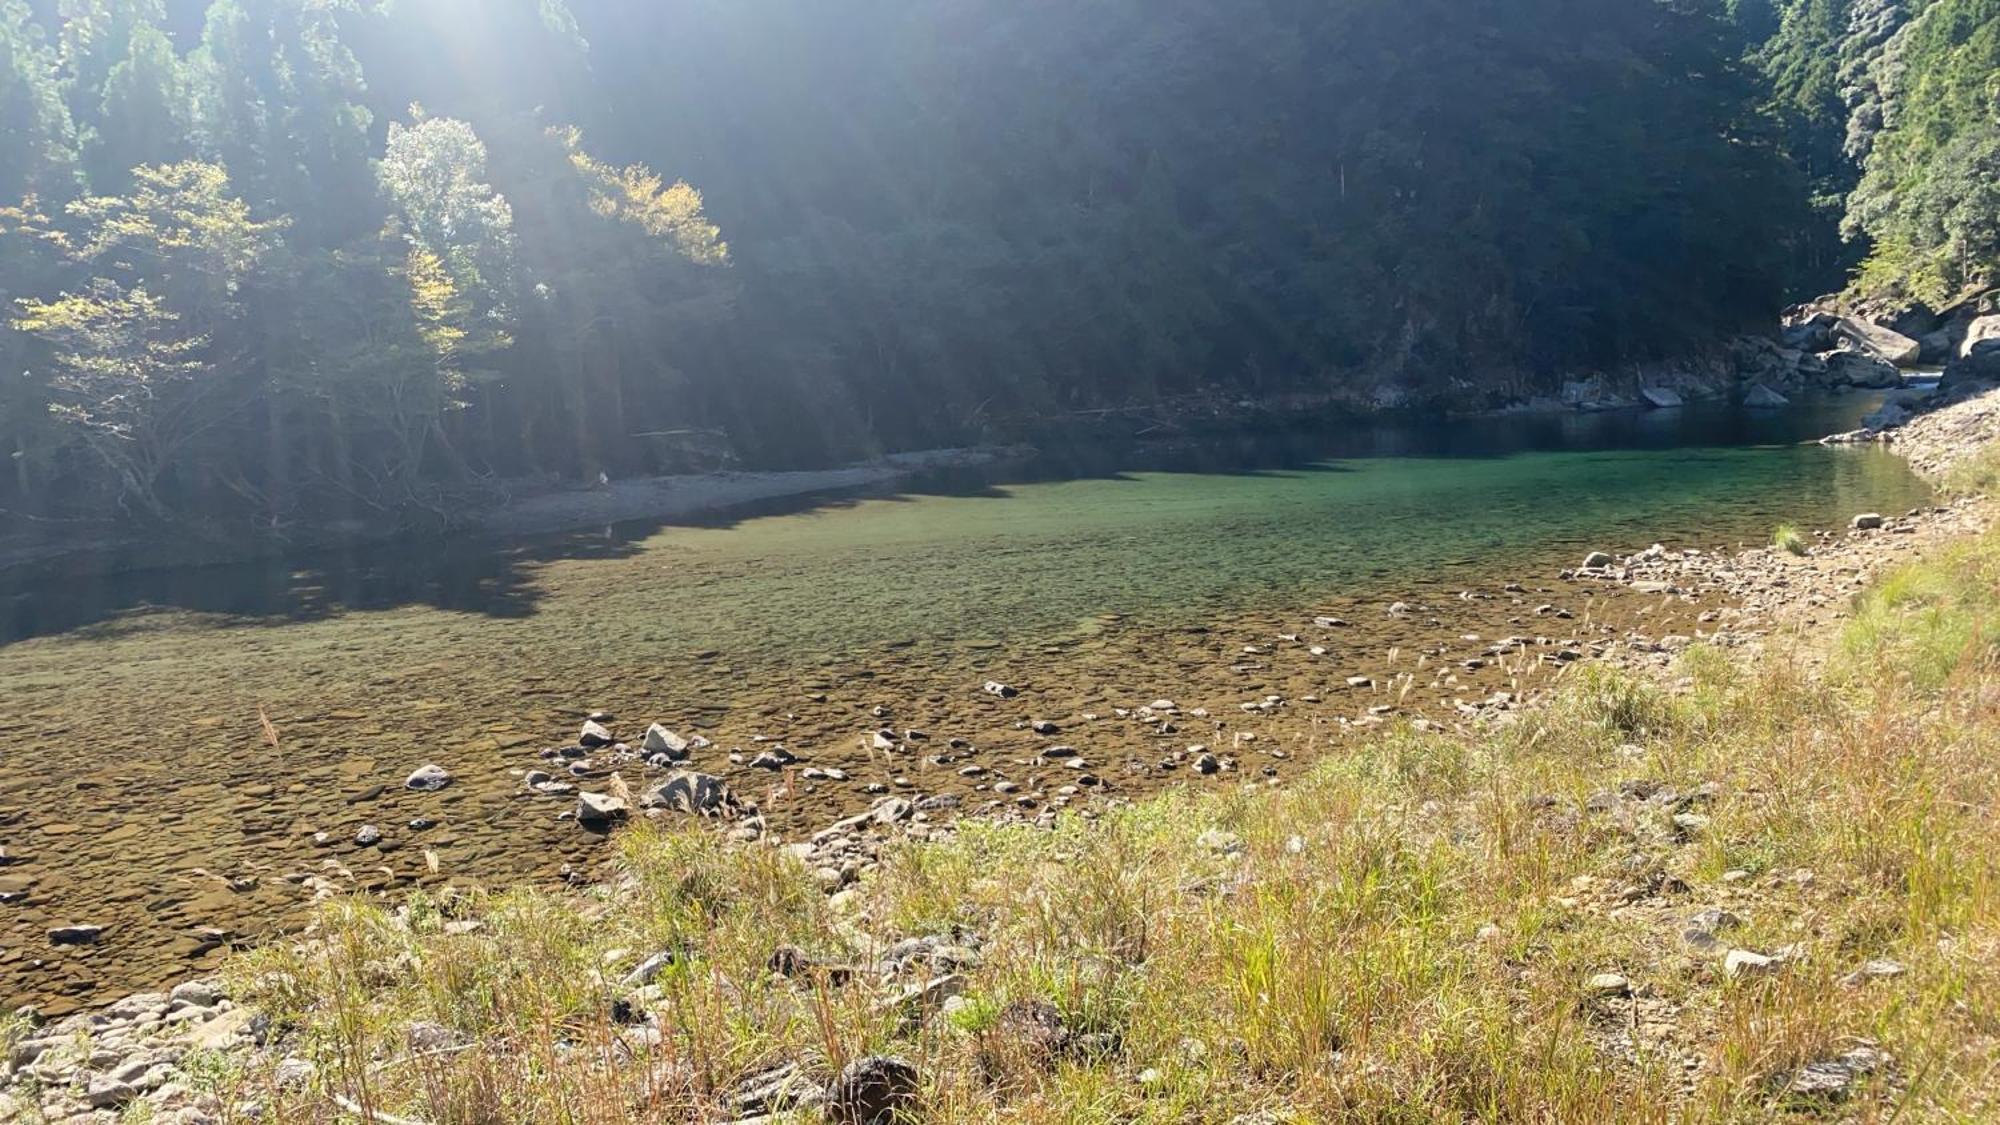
[{"x1": 0, "y1": 0, "x2": 80, "y2": 200}]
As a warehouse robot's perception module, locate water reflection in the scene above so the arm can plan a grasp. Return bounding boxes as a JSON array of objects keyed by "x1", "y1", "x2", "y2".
[{"x1": 0, "y1": 394, "x2": 1916, "y2": 646}]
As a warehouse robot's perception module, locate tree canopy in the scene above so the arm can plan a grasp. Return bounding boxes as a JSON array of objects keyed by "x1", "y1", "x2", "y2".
[{"x1": 0, "y1": 0, "x2": 1991, "y2": 535}]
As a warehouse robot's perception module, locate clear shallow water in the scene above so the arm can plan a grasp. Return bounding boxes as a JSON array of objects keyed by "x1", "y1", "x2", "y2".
[
  {"x1": 0, "y1": 395, "x2": 1931, "y2": 656},
  {"x1": 0, "y1": 394, "x2": 1937, "y2": 1011}
]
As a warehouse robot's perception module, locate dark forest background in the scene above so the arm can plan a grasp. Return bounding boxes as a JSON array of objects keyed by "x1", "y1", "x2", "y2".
[{"x1": 1, "y1": 0, "x2": 1995, "y2": 532}]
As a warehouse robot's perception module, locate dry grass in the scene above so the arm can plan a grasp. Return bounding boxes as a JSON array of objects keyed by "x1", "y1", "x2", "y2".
[{"x1": 215, "y1": 535, "x2": 2000, "y2": 1123}]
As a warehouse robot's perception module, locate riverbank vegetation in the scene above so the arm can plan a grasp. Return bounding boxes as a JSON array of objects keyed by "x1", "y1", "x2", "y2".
[
  {"x1": 9, "y1": 0, "x2": 1997, "y2": 537},
  {"x1": 169, "y1": 498, "x2": 2000, "y2": 1121}
]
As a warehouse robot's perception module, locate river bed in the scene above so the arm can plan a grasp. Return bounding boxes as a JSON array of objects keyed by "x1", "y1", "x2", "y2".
[{"x1": 0, "y1": 397, "x2": 1933, "y2": 1012}]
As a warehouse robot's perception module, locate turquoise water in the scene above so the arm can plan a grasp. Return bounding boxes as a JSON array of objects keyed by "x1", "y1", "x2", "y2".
[{"x1": 0, "y1": 396, "x2": 1931, "y2": 659}]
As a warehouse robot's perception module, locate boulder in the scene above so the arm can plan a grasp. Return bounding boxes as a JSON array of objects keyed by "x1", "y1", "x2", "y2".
[
  {"x1": 48, "y1": 923, "x2": 104, "y2": 946},
  {"x1": 1918, "y1": 326, "x2": 1959, "y2": 364},
  {"x1": 1781, "y1": 312, "x2": 1837, "y2": 353},
  {"x1": 1851, "y1": 513, "x2": 1884, "y2": 531},
  {"x1": 1639, "y1": 387, "x2": 1684, "y2": 409},
  {"x1": 1960, "y1": 314, "x2": 2000, "y2": 359},
  {"x1": 1940, "y1": 340, "x2": 2000, "y2": 395},
  {"x1": 644, "y1": 771, "x2": 734, "y2": 815},
  {"x1": 579, "y1": 719, "x2": 614, "y2": 748},
  {"x1": 1889, "y1": 304, "x2": 1941, "y2": 341},
  {"x1": 1834, "y1": 316, "x2": 1922, "y2": 366},
  {"x1": 1743, "y1": 383, "x2": 1789, "y2": 409},
  {"x1": 1580, "y1": 551, "x2": 1614, "y2": 569},
  {"x1": 1824, "y1": 350, "x2": 1901, "y2": 388},
  {"x1": 575, "y1": 791, "x2": 630, "y2": 825}
]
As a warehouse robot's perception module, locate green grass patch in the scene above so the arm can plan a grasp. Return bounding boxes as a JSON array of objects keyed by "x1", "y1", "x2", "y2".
[{"x1": 1772, "y1": 522, "x2": 1808, "y2": 556}]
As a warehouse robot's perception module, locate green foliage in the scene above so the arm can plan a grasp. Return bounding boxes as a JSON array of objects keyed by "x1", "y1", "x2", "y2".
[
  {"x1": 1774, "y1": 521, "x2": 1809, "y2": 554},
  {"x1": 1753, "y1": 0, "x2": 2000, "y2": 301},
  {"x1": 10, "y1": 161, "x2": 280, "y2": 516},
  {"x1": 0, "y1": 0, "x2": 79, "y2": 200},
  {"x1": 0, "y1": 0, "x2": 1984, "y2": 530},
  {"x1": 376, "y1": 111, "x2": 516, "y2": 324}
]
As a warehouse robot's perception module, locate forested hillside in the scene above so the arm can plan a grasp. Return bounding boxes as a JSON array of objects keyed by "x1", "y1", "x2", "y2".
[
  {"x1": 0, "y1": 0, "x2": 1993, "y2": 535},
  {"x1": 1753, "y1": 0, "x2": 2000, "y2": 305}
]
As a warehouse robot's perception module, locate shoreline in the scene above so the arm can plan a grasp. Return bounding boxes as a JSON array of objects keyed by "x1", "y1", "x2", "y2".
[
  {"x1": 5, "y1": 391, "x2": 1998, "y2": 1122},
  {"x1": 0, "y1": 446, "x2": 1034, "y2": 582}
]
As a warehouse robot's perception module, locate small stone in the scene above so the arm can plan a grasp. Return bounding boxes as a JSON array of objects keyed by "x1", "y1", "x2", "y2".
[
  {"x1": 406, "y1": 1020, "x2": 464, "y2": 1053},
  {"x1": 48, "y1": 923, "x2": 104, "y2": 945},
  {"x1": 1840, "y1": 959, "x2": 1908, "y2": 987},
  {"x1": 1198, "y1": 829, "x2": 1243, "y2": 854},
  {"x1": 1193, "y1": 753, "x2": 1221, "y2": 775},
  {"x1": 1787, "y1": 1044, "x2": 1889, "y2": 1100},
  {"x1": 1724, "y1": 949, "x2": 1777, "y2": 978},
  {"x1": 623, "y1": 950, "x2": 679, "y2": 988},
  {"x1": 982, "y1": 681, "x2": 1019, "y2": 699},
  {"x1": 355, "y1": 824, "x2": 382, "y2": 847},
  {"x1": 1850, "y1": 513, "x2": 1885, "y2": 531},
  {"x1": 404, "y1": 764, "x2": 452, "y2": 791},
  {"x1": 84, "y1": 1076, "x2": 136, "y2": 1108},
  {"x1": 1031, "y1": 720, "x2": 1060, "y2": 735},
  {"x1": 170, "y1": 980, "x2": 222, "y2": 1009},
  {"x1": 1584, "y1": 973, "x2": 1631, "y2": 998},
  {"x1": 827, "y1": 1055, "x2": 921, "y2": 1124},
  {"x1": 579, "y1": 719, "x2": 615, "y2": 747},
  {"x1": 871, "y1": 797, "x2": 914, "y2": 824}
]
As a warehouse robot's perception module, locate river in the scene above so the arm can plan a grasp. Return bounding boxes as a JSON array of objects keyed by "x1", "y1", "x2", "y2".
[{"x1": 0, "y1": 396, "x2": 1933, "y2": 1012}]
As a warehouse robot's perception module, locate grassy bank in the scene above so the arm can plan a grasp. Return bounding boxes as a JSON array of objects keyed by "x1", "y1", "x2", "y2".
[{"x1": 34, "y1": 528, "x2": 2000, "y2": 1122}]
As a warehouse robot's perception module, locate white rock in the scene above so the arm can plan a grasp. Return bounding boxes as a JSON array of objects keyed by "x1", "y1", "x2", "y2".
[{"x1": 642, "y1": 724, "x2": 690, "y2": 757}]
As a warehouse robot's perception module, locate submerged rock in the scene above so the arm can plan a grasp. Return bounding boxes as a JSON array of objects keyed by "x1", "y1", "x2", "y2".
[
  {"x1": 404, "y1": 764, "x2": 452, "y2": 791},
  {"x1": 644, "y1": 771, "x2": 734, "y2": 815},
  {"x1": 642, "y1": 723, "x2": 691, "y2": 758},
  {"x1": 48, "y1": 923, "x2": 104, "y2": 946},
  {"x1": 574, "y1": 792, "x2": 630, "y2": 825},
  {"x1": 1743, "y1": 383, "x2": 1789, "y2": 409}
]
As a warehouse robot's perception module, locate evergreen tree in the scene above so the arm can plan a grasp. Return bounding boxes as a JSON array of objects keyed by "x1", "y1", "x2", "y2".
[{"x1": 0, "y1": 0, "x2": 80, "y2": 200}]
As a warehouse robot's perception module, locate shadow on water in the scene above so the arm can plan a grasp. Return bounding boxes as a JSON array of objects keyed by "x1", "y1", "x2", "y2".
[{"x1": 0, "y1": 394, "x2": 1897, "y2": 647}]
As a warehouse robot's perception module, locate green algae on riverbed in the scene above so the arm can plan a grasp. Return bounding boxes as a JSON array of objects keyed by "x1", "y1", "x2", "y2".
[{"x1": 0, "y1": 421, "x2": 1933, "y2": 1012}]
